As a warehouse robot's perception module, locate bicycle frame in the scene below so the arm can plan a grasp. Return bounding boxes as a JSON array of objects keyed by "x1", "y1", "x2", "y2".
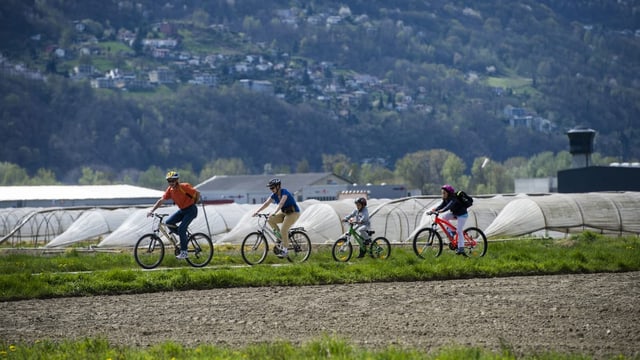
[
  {"x1": 431, "y1": 214, "x2": 478, "y2": 248},
  {"x1": 151, "y1": 213, "x2": 181, "y2": 247},
  {"x1": 254, "y1": 213, "x2": 284, "y2": 246},
  {"x1": 331, "y1": 221, "x2": 391, "y2": 262},
  {"x1": 240, "y1": 213, "x2": 312, "y2": 265},
  {"x1": 412, "y1": 212, "x2": 487, "y2": 259},
  {"x1": 342, "y1": 222, "x2": 370, "y2": 248},
  {"x1": 134, "y1": 213, "x2": 214, "y2": 269}
]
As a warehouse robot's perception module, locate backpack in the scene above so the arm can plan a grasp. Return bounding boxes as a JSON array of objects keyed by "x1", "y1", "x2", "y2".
[{"x1": 455, "y1": 190, "x2": 473, "y2": 208}]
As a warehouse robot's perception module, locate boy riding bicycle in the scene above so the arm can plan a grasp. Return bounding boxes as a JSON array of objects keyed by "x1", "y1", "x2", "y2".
[{"x1": 343, "y1": 197, "x2": 371, "y2": 258}]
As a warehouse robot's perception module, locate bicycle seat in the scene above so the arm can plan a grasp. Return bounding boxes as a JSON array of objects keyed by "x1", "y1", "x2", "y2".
[{"x1": 367, "y1": 230, "x2": 375, "y2": 235}]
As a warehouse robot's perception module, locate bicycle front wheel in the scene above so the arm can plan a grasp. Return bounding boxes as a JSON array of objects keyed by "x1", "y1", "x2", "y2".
[
  {"x1": 332, "y1": 237, "x2": 352, "y2": 262},
  {"x1": 134, "y1": 234, "x2": 165, "y2": 269},
  {"x1": 412, "y1": 228, "x2": 443, "y2": 258},
  {"x1": 463, "y1": 227, "x2": 487, "y2": 257},
  {"x1": 287, "y1": 230, "x2": 311, "y2": 263},
  {"x1": 370, "y1": 237, "x2": 391, "y2": 259},
  {"x1": 185, "y1": 232, "x2": 214, "y2": 267},
  {"x1": 241, "y1": 232, "x2": 268, "y2": 265}
]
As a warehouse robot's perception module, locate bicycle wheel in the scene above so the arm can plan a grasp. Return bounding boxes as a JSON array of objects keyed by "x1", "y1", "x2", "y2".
[
  {"x1": 287, "y1": 230, "x2": 312, "y2": 263},
  {"x1": 332, "y1": 237, "x2": 352, "y2": 262},
  {"x1": 370, "y1": 237, "x2": 391, "y2": 259},
  {"x1": 185, "y1": 232, "x2": 214, "y2": 267},
  {"x1": 463, "y1": 227, "x2": 487, "y2": 257},
  {"x1": 412, "y1": 228, "x2": 443, "y2": 258},
  {"x1": 134, "y1": 234, "x2": 165, "y2": 269},
  {"x1": 241, "y1": 232, "x2": 268, "y2": 265}
]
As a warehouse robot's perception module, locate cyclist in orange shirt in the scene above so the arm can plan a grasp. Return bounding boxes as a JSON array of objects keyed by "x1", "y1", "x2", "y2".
[{"x1": 148, "y1": 171, "x2": 200, "y2": 259}]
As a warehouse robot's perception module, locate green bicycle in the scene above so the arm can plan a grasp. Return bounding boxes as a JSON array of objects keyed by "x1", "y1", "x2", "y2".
[{"x1": 331, "y1": 220, "x2": 391, "y2": 262}]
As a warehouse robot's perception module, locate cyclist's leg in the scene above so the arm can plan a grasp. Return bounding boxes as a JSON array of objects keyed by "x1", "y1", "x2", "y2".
[
  {"x1": 356, "y1": 225, "x2": 370, "y2": 244},
  {"x1": 166, "y1": 209, "x2": 184, "y2": 240},
  {"x1": 456, "y1": 214, "x2": 468, "y2": 249},
  {"x1": 280, "y1": 212, "x2": 300, "y2": 247},
  {"x1": 268, "y1": 212, "x2": 285, "y2": 238},
  {"x1": 177, "y1": 205, "x2": 197, "y2": 251}
]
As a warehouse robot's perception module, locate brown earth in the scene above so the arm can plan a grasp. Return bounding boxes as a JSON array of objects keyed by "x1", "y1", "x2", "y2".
[{"x1": 1, "y1": 272, "x2": 639, "y2": 359}]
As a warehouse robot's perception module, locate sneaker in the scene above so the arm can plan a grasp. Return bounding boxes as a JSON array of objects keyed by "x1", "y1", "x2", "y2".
[
  {"x1": 455, "y1": 248, "x2": 468, "y2": 257},
  {"x1": 176, "y1": 251, "x2": 188, "y2": 259},
  {"x1": 277, "y1": 247, "x2": 288, "y2": 258}
]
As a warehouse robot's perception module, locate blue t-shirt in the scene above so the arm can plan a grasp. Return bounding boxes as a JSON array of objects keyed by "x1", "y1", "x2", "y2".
[{"x1": 270, "y1": 188, "x2": 300, "y2": 212}]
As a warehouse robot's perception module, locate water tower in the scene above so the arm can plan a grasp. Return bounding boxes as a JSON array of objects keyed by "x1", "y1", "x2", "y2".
[{"x1": 566, "y1": 128, "x2": 596, "y2": 168}]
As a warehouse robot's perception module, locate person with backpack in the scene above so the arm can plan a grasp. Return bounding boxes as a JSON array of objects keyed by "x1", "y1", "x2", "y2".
[
  {"x1": 147, "y1": 171, "x2": 200, "y2": 259},
  {"x1": 430, "y1": 184, "x2": 469, "y2": 256}
]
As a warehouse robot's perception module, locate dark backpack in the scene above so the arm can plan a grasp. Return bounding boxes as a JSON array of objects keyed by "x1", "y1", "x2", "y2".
[{"x1": 455, "y1": 190, "x2": 473, "y2": 208}]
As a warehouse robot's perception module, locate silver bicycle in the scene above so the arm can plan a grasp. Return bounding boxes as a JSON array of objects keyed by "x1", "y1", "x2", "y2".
[{"x1": 240, "y1": 213, "x2": 311, "y2": 265}]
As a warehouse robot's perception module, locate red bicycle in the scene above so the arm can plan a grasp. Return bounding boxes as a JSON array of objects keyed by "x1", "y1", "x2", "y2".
[{"x1": 412, "y1": 212, "x2": 487, "y2": 258}]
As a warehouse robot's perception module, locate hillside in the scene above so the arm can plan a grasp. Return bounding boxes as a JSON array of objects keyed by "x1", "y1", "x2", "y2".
[{"x1": 0, "y1": 0, "x2": 638, "y2": 181}]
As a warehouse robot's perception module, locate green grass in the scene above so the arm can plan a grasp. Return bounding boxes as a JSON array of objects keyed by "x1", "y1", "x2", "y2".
[
  {"x1": 1, "y1": 233, "x2": 638, "y2": 302},
  {"x1": 1, "y1": 232, "x2": 637, "y2": 359},
  {"x1": 0, "y1": 335, "x2": 613, "y2": 360}
]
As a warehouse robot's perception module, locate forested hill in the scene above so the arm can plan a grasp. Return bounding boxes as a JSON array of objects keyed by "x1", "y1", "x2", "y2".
[{"x1": 0, "y1": 0, "x2": 638, "y2": 182}]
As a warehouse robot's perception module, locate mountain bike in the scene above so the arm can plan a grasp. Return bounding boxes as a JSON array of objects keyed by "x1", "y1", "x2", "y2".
[
  {"x1": 332, "y1": 220, "x2": 391, "y2": 262},
  {"x1": 134, "y1": 213, "x2": 214, "y2": 269},
  {"x1": 241, "y1": 213, "x2": 312, "y2": 265},
  {"x1": 412, "y1": 212, "x2": 487, "y2": 258}
]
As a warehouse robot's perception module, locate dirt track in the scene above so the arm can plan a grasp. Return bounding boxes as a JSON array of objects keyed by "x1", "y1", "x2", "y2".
[{"x1": 1, "y1": 272, "x2": 639, "y2": 359}]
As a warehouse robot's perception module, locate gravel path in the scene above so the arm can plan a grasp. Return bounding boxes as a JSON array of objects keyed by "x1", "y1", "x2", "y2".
[{"x1": 1, "y1": 272, "x2": 639, "y2": 359}]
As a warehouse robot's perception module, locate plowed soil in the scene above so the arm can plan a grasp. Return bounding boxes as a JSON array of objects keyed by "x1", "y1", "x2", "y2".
[{"x1": 1, "y1": 272, "x2": 639, "y2": 359}]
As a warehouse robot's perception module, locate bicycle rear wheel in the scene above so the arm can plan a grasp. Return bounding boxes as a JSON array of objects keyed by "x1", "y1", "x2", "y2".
[
  {"x1": 332, "y1": 237, "x2": 352, "y2": 262},
  {"x1": 463, "y1": 227, "x2": 487, "y2": 257},
  {"x1": 241, "y1": 232, "x2": 268, "y2": 265},
  {"x1": 370, "y1": 237, "x2": 391, "y2": 259},
  {"x1": 134, "y1": 234, "x2": 165, "y2": 269},
  {"x1": 185, "y1": 232, "x2": 214, "y2": 267},
  {"x1": 287, "y1": 230, "x2": 312, "y2": 263},
  {"x1": 412, "y1": 228, "x2": 443, "y2": 258}
]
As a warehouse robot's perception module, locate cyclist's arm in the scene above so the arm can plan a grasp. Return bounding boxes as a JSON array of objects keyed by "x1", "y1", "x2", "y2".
[
  {"x1": 148, "y1": 198, "x2": 165, "y2": 217},
  {"x1": 343, "y1": 209, "x2": 357, "y2": 222},
  {"x1": 253, "y1": 197, "x2": 273, "y2": 216},
  {"x1": 432, "y1": 199, "x2": 449, "y2": 213}
]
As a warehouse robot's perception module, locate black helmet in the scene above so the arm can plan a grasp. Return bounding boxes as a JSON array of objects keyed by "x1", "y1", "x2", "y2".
[
  {"x1": 355, "y1": 197, "x2": 367, "y2": 207},
  {"x1": 267, "y1": 178, "x2": 281, "y2": 188}
]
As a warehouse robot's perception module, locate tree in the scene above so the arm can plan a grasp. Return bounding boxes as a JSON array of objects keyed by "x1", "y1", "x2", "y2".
[
  {"x1": 29, "y1": 168, "x2": 58, "y2": 185},
  {"x1": 200, "y1": 158, "x2": 249, "y2": 180},
  {"x1": 441, "y1": 154, "x2": 469, "y2": 190},
  {"x1": 0, "y1": 162, "x2": 29, "y2": 185},
  {"x1": 394, "y1": 149, "x2": 453, "y2": 194},
  {"x1": 78, "y1": 167, "x2": 112, "y2": 185},
  {"x1": 322, "y1": 153, "x2": 354, "y2": 180}
]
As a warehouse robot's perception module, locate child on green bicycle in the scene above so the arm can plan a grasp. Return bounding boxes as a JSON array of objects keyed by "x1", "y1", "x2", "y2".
[{"x1": 344, "y1": 197, "x2": 371, "y2": 258}]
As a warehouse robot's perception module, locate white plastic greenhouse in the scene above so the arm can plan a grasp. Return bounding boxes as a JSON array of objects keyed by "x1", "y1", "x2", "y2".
[{"x1": 1, "y1": 192, "x2": 639, "y2": 248}]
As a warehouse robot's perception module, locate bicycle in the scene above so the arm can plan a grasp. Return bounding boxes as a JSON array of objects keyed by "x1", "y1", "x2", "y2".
[
  {"x1": 241, "y1": 213, "x2": 312, "y2": 265},
  {"x1": 134, "y1": 213, "x2": 214, "y2": 269},
  {"x1": 332, "y1": 220, "x2": 391, "y2": 262},
  {"x1": 412, "y1": 212, "x2": 487, "y2": 258}
]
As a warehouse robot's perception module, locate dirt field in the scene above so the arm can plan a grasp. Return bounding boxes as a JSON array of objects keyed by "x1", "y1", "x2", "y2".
[{"x1": 1, "y1": 272, "x2": 639, "y2": 359}]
